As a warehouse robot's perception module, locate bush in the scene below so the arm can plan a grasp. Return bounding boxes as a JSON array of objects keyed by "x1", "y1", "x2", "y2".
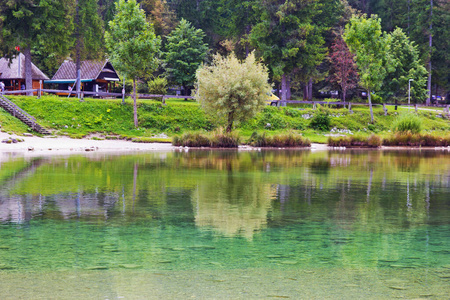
[
  {"x1": 147, "y1": 76, "x2": 168, "y2": 96},
  {"x1": 309, "y1": 106, "x2": 330, "y2": 131},
  {"x1": 328, "y1": 134, "x2": 381, "y2": 148},
  {"x1": 392, "y1": 113, "x2": 423, "y2": 134},
  {"x1": 172, "y1": 132, "x2": 210, "y2": 147},
  {"x1": 247, "y1": 131, "x2": 311, "y2": 147},
  {"x1": 383, "y1": 133, "x2": 450, "y2": 147}
]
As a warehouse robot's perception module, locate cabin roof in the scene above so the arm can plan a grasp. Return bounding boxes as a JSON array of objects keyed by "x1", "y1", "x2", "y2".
[
  {"x1": 0, "y1": 53, "x2": 49, "y2": 80},
  {"x1": 49, "y1": 59, "x2": 120, "y2": 82}
]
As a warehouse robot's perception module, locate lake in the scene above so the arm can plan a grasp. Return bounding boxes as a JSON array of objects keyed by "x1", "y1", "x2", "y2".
[{"x1": 0, "y1": 149, "x2": 449, "y2": 299}]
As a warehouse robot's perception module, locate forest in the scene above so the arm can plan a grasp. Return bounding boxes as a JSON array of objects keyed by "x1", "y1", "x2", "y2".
[{"x1": 0, "y1": 0, "x2": 448, "y2": 103}]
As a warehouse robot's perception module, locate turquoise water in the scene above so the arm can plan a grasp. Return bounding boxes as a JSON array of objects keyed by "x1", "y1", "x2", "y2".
[{"x1": 0, "y1": 150, "x2": 449, "y2": 299}]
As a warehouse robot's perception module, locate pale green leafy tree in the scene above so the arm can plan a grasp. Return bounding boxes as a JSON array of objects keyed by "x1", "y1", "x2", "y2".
[
  {"x1": 105, "y1": 0, "x2": 161, "y2": 128},
  {"x1": 196, "y1": 52, "x2": 271, "y2": 132},
  {"x1": 344, "y1": 15, "x2": 392, "y2": 123}
]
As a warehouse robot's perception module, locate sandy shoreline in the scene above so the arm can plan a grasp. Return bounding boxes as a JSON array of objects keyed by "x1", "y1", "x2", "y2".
[{"x1": 0, "y1": 132, "x2": 175, "y2": 159}]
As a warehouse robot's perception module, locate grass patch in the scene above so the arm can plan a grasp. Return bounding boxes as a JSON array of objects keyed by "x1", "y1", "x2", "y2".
[
  {"x1": 383, "y1": 133, "x2": 450, "y2": 147},
  {"x1": 328, "y1": 134, "x2": 382, "y2": 148},
  {"x1": 173, "y1": 128, "x2": 240, "y2": 148},
  {"x1": 131, "y1": 137, "x2": 172, "y2": 143},
  {"x1": 392, "y1": 113, "x2": 423, "y2": 134},
  {"x1": 247, "y1": 131, "x2": 310, "y2": 147},
  {"x1": 4, "y1": 95, "x2": 450, "y2": 143}
]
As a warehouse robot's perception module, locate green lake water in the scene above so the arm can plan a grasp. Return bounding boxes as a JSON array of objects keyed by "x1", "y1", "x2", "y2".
[{"x1": 0, "y1": 149, "x2": 449, "y2": 299}]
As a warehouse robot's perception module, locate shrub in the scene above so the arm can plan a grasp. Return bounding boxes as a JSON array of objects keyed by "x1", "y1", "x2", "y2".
[
  {"x1": 172, "y1": 132, "x2": 210, "y2": 147},
  {"x1": 147, "y1": 76, "x2": 168, "y2": 96},
  {"x1": 247, "y1": 131, "x2": 310, "y2": 147},
  {"x1": 309, "y1": 106, "x2": 330, "y2": 131},
  {"x1": 383, "y1": 133, "x2": 450, "y2": 147},
  {"x1": 392, "y1": 113, "x2": 423, "y2": 134},
  {"x1": 328, "y1": 134, "x2": 381, "y2": 148},
  {"x1": 210, "y1": 128, "x2": 240, "y2": 148}
]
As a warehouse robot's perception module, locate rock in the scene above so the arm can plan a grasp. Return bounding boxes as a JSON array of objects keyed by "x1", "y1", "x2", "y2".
[
  {"x1": 85, "y1": 266, "x2": 108, "y2": 270},
  {"x1": 119, "y1": 264, "x2": 142, "y2": 269},
  {"x1": 389, "y1": 286, "x2": 407, "y2": 290},
  {"x1": 28, "y1": 147, "x2": 34, "y2": 151},
  {"x1": 23, "y1": 133, "x2": 33, "y2": 137}
]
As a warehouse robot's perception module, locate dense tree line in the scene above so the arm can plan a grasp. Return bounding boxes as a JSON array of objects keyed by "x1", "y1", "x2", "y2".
[{"x1": 0, "y1": 0, "x2": 448, "y2": 101}]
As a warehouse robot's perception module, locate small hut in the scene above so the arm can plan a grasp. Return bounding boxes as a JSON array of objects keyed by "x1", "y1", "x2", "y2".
[
  {"x1": 0, "y1": 53, "x2": 49, "y2": 92},
  {"x1": 45, "y1": 59, "x2": 120, "y2": 95}
]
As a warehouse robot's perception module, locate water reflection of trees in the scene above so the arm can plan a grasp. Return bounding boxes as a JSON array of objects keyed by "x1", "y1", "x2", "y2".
[{"x1": 0, "y1": 150, "x2": 449, "y2": 233}]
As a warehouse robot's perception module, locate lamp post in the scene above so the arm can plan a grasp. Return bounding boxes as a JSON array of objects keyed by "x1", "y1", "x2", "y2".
[{"x1": 408, "y1": 79, "x2": 414, "y2": 104}]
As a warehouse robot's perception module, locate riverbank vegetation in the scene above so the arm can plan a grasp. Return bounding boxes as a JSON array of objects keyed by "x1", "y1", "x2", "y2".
[{"x1": 2, "y1": 95, "x2": 450, "y2": 147}]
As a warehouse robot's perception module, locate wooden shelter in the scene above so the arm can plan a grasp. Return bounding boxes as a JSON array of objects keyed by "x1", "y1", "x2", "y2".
[
  {"x1": 0, "y1": 53, "x2": 49, "y2": 92},
  {"x1": 45, "y1": 59, "x2": 120, "y2": 95}
]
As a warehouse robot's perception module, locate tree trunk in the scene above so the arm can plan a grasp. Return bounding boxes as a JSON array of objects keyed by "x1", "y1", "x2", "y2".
[
  {"x1": 303, "y1": 82, "x2": 307, "y2": 100},
  {"x1": 286, "y1": 76, "x2": 291, "y2": 100},
  {"x1": 426, "y1": 0, "x2": 433, "y2": 106},
  {"x1": 75, "y1": 0, "x2": 81, "y2": 99},
  {"x1": 133, "y1": 78, "x2": 138, "y2": 128},
  {"x1": 308, "y1": 78, "x2": 313, "y2": 100},
  {"x1": 368, "y1": 89, "x2": 374, "y2": 123},
  {"x1": 226, "y1": 111, "x2": 234, "y2": 133},
  {"x1": 23, "y1": 48, "x2": 33, "y2": 96},
  {"x1": 281, "y1": 74, "x2": 287, "y2": 106},
  {"x1": 183, "y1": 84, "x2": 188, "y2": 100},
  {"x1": 343, "y1": 88, "x2": 347, "y2": 104}
]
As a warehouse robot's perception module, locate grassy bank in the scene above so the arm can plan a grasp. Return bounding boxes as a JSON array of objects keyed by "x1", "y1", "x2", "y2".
[{"x1": 1, "y1": 95, "x2": 449, "y2": 144}]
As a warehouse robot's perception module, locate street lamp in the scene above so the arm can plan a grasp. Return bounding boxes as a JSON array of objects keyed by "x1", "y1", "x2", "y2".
[{"x1": 408, "y1": 79, "x2": 414, "y2": 104}]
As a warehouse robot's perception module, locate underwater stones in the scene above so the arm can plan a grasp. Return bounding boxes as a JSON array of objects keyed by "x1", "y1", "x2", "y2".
[
  {"x1": 119, "y1": 264, "x2": 142, "y2": 269},
  {"x1": 85, "y1": 266, "x2": 108, "y2": 270},
  {"x1": 389, "y1": 286, "x2": 407, "y2": 290}
]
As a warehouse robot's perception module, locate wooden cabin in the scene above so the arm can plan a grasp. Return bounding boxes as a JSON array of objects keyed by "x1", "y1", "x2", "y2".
[
  {"x1": 45, "y1": 59, "x2": 120, "y2": 96},
  {"x1": 0, "y1": 53, "x2": 49, "y2": 92}
]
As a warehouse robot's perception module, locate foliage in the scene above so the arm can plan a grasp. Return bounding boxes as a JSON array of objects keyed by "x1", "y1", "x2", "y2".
[
  {"x1": 344, "y1": 14, "x2": 391, "y2": 123},
  {"x1": 250, "y1": 0, "x2": 340, "y2": 101},
  {"x1": 147, "y1": 76, "x2": 168, "y2": 96},
  {"x1": 163, "y1": 19, "x2": 209, "y2": 94},
  {"x1": 0, "y1": 0, "x2": 73, "y2": 91},
  {"x1": 195, "y1": 52, "x2": 271, "y2": 132},
  {"x1": 140, "y1": 0, "x2": 178, "y2": 36},
  {"x1": 327, "y1": 134, "x2": 382, "y2": 148},
  {"x1": 391, "y1": 113, "x2": 423, "y2": 134},
  {"x1": 380, "y1": 28, "x2": 428, "y2": 103},
  {"x1": 247, "y1": 131, "x2": 311, "y2": 147},
  {"x1": 383, "y1": 132, "x2": 450, "y2": 147},
  {"x1": 327, "y1": 35, "x2": 359, "y2": 102},
  {"x1": 105, "y1": 0, "x2": 161, "y2": 127},
  {"x1": 309, "y1": 106, "x2": 331, "y2": 131}
]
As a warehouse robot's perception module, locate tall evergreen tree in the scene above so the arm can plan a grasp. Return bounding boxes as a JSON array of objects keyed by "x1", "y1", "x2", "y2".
[
  {"x1": 250, "y1": 0, "x2": 332, "y2": 102},
  {"x1": 381, "y1": 28, "x2": 428, "y2": 102},
  {"x1": 163, "y1": 19, "x2": 209, "y2": 98}
]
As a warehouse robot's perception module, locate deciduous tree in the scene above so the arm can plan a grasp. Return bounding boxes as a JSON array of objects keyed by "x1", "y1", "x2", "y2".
[
  {"x1": 105, "y1": 0, "x2": 161, "y2": 127},
  {"x1": 344, "y1": 14, "x2": 391, "y2": 123},
  {"x1": 195, "y1": 52, "x2": 271, "y2": 132},
  {"x1": 0, "y1": 0, "x2": 73, "y2": 94},
  {"x1": 327, "y1": 36, "x2": 359, "y2": 102}
]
